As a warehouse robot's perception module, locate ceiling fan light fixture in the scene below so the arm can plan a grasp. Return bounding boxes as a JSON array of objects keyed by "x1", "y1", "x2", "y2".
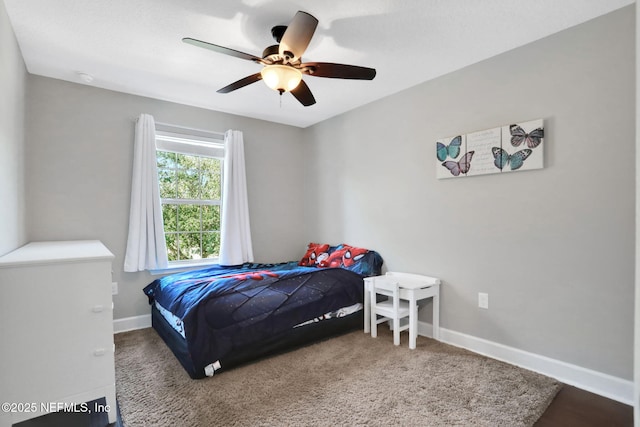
[{"x1": 260, "y1": 65, "x2": 302, "y2": 92}]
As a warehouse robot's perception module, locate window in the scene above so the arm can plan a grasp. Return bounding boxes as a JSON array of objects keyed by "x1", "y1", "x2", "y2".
[{"x1": 155, "y1": 126, "x2": 225, "y2": 264}]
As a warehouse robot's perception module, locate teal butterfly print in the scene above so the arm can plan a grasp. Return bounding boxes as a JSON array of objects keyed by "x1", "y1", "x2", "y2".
[
  {"x1": 436, "y1": 136, "x2": 462, "y2": 162},
  {"x1": 492, "y1": 147, "x2": 532, "y2": 171}
]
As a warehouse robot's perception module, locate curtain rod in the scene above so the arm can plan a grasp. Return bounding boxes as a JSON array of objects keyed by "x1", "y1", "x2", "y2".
[{"x1": 134, "y1": 117, "x2": 226, "y2": 138}]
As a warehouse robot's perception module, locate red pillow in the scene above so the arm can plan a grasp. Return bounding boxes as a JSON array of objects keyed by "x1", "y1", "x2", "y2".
[
  {"x1": 340, "y1": 244, "x2": 370, "y2": 267},
  {"x1": 298, "y1": 243, "x2": 330, "y2": 267},
  {"x1": 323, "y1": 244, "x2": 370, "y2": 268}
]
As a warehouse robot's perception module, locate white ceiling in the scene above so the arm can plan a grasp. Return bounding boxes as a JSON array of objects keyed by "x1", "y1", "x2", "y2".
[{"x1": 4, "y1": 0, "x2": 634, "y2": 128}]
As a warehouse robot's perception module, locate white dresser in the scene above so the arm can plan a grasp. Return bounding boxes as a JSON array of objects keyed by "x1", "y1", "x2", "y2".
[{"x1": 0, "y1": 240, "x2": 117, "y2": 426}]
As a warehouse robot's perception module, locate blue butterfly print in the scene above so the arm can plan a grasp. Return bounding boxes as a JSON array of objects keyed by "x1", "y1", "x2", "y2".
[
  {"x1": 510, "y1": 124, "x2": 544, "y2": 148},
  {"x1": 436, "y1": 136, "x2": 462, "y2": 162},
  {"x1": 492, "y1": 147, "x2": 532, "y2": 171},
  {"x1": 442, "y1": 151, "x2": 474, "y2": 176}
]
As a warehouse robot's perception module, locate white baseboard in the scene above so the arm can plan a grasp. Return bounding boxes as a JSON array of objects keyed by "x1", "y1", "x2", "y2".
[
  {"x1": 417, "y1": 321, "x2": 633, "y2": 405},
  {"x1": 113, "y1": 314, "x2": 151, "y2": 334}
]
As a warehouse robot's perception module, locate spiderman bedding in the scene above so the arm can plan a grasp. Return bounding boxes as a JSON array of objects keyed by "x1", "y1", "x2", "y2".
[{"x1": 144, "y1": 248, "x2": 382, "y2": 379}]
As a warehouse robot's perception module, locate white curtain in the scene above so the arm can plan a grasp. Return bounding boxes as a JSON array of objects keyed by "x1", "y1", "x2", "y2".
[
  {"x1": 219, "y1": 130, "x2": 254, "y2": 265},
  {"x1": 123, "y1": 113, "x2": 168, "y2": 272}
]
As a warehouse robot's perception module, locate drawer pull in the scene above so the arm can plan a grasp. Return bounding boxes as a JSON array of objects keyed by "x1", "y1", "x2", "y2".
[
  {"x1": 92, "y1": 305, "x2": 104, "y2": 313},
  {"x1": 94, "y1": 348, "x2": 106, "y2": 357}
]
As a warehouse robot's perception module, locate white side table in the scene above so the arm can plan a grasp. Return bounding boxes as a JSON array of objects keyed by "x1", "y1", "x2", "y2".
[{"x1": 364, "y1": 272, "x2": 440, "y2": 349}]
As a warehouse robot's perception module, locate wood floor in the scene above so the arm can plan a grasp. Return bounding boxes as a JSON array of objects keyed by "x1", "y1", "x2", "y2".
[
  {"x1": 14, "y1": 385, "x2": 633, "y2": 426},
  {"x1": 535, "y1": 385, "x2": 633, "y2": 427}
]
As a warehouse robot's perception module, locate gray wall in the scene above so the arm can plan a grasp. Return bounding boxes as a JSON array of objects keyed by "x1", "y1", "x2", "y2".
[
  {"x1": 304, "y1": 7, "x2": 635, "y2": 380},
  {"x1": 0, "y1": 0, "x2": 26, "y2": 256},
  {"x1": 25, "y1": 77, "x2": 306, "y2": 320}
]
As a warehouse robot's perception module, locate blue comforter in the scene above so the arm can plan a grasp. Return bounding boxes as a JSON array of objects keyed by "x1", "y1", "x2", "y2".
[{"x1": 144, "y1": 251, "x2": 382, "y2": 377}]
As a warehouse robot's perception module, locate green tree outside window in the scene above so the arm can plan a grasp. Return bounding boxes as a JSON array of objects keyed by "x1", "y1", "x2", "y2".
[{"x1": 157, "y1": 150, "x2": 222, "y2": 262}]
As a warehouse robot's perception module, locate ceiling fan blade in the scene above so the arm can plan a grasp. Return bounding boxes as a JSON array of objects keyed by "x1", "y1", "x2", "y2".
[
  {"x1": 279, "y1": 11, "x2": 318, "y2": 62},
  {"x1": 183, "y1": 37, "x2": 264, "y2": 63},
  {"x1": 217, "y1": 73, "x2": 263, "y2": 94},
  {"x1": 290, "y1": 80, "x2": 316, "y2": 106},
  {"x1": 301, "y1": 62, "x2": 376, "y2": 80}
]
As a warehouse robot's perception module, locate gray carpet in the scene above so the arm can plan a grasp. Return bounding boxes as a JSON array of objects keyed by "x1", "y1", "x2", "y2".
[{"x1": 114, "y1": 327, "x2": 561, "y2": 426}]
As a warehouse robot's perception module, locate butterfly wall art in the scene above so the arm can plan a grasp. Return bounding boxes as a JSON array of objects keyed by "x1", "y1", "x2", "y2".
[
  {"x1": 498, "y1": 119, "x2": 544, "y2": 172},
  {"x1": 492, "y1": 147, "x2": 532, "y2": 171},
  {"x1": 443, "y1": 151, "x2": 475, "y2": 176},
  {"x1": 436, "y1": 135, "x2": 475, "y2": 179},
  {"x1": 436, "y1": 135, "x2": 463, "y2": 162},
  {"x1": 436, "y1": 119, "x2": 544, "y2": 179},
  {"x1": 510, "y1": 123, "x2": 544, "y2": 148}
]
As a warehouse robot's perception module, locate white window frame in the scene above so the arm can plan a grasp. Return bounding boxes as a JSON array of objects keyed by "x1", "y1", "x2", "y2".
[{"x1": 154, "y1": 123, "x2": 225, "y2": 272}]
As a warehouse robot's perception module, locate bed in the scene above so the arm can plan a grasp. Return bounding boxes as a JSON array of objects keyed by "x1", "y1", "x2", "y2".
[{"x1": 143, "y1": 243, "x2": 383, "y2": 378}]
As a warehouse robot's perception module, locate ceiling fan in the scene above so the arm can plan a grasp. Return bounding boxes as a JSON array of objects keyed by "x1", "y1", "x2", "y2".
[{"x1": 183, "y1": 11, "x2": 376, "y2": 107}]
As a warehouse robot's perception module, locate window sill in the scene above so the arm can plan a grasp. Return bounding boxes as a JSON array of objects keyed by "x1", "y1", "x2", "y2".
[{"x1": 150, "y1": 260, "x2": 219, "y2": 276}]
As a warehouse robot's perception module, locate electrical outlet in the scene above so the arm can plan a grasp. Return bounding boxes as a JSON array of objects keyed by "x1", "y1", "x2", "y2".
[
  {"x1": 111, "y1": 282, "x2": 118, "y2": 295},
  {"x1": 478, "y1": 292, "x2": 489, "y2": 309}
]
